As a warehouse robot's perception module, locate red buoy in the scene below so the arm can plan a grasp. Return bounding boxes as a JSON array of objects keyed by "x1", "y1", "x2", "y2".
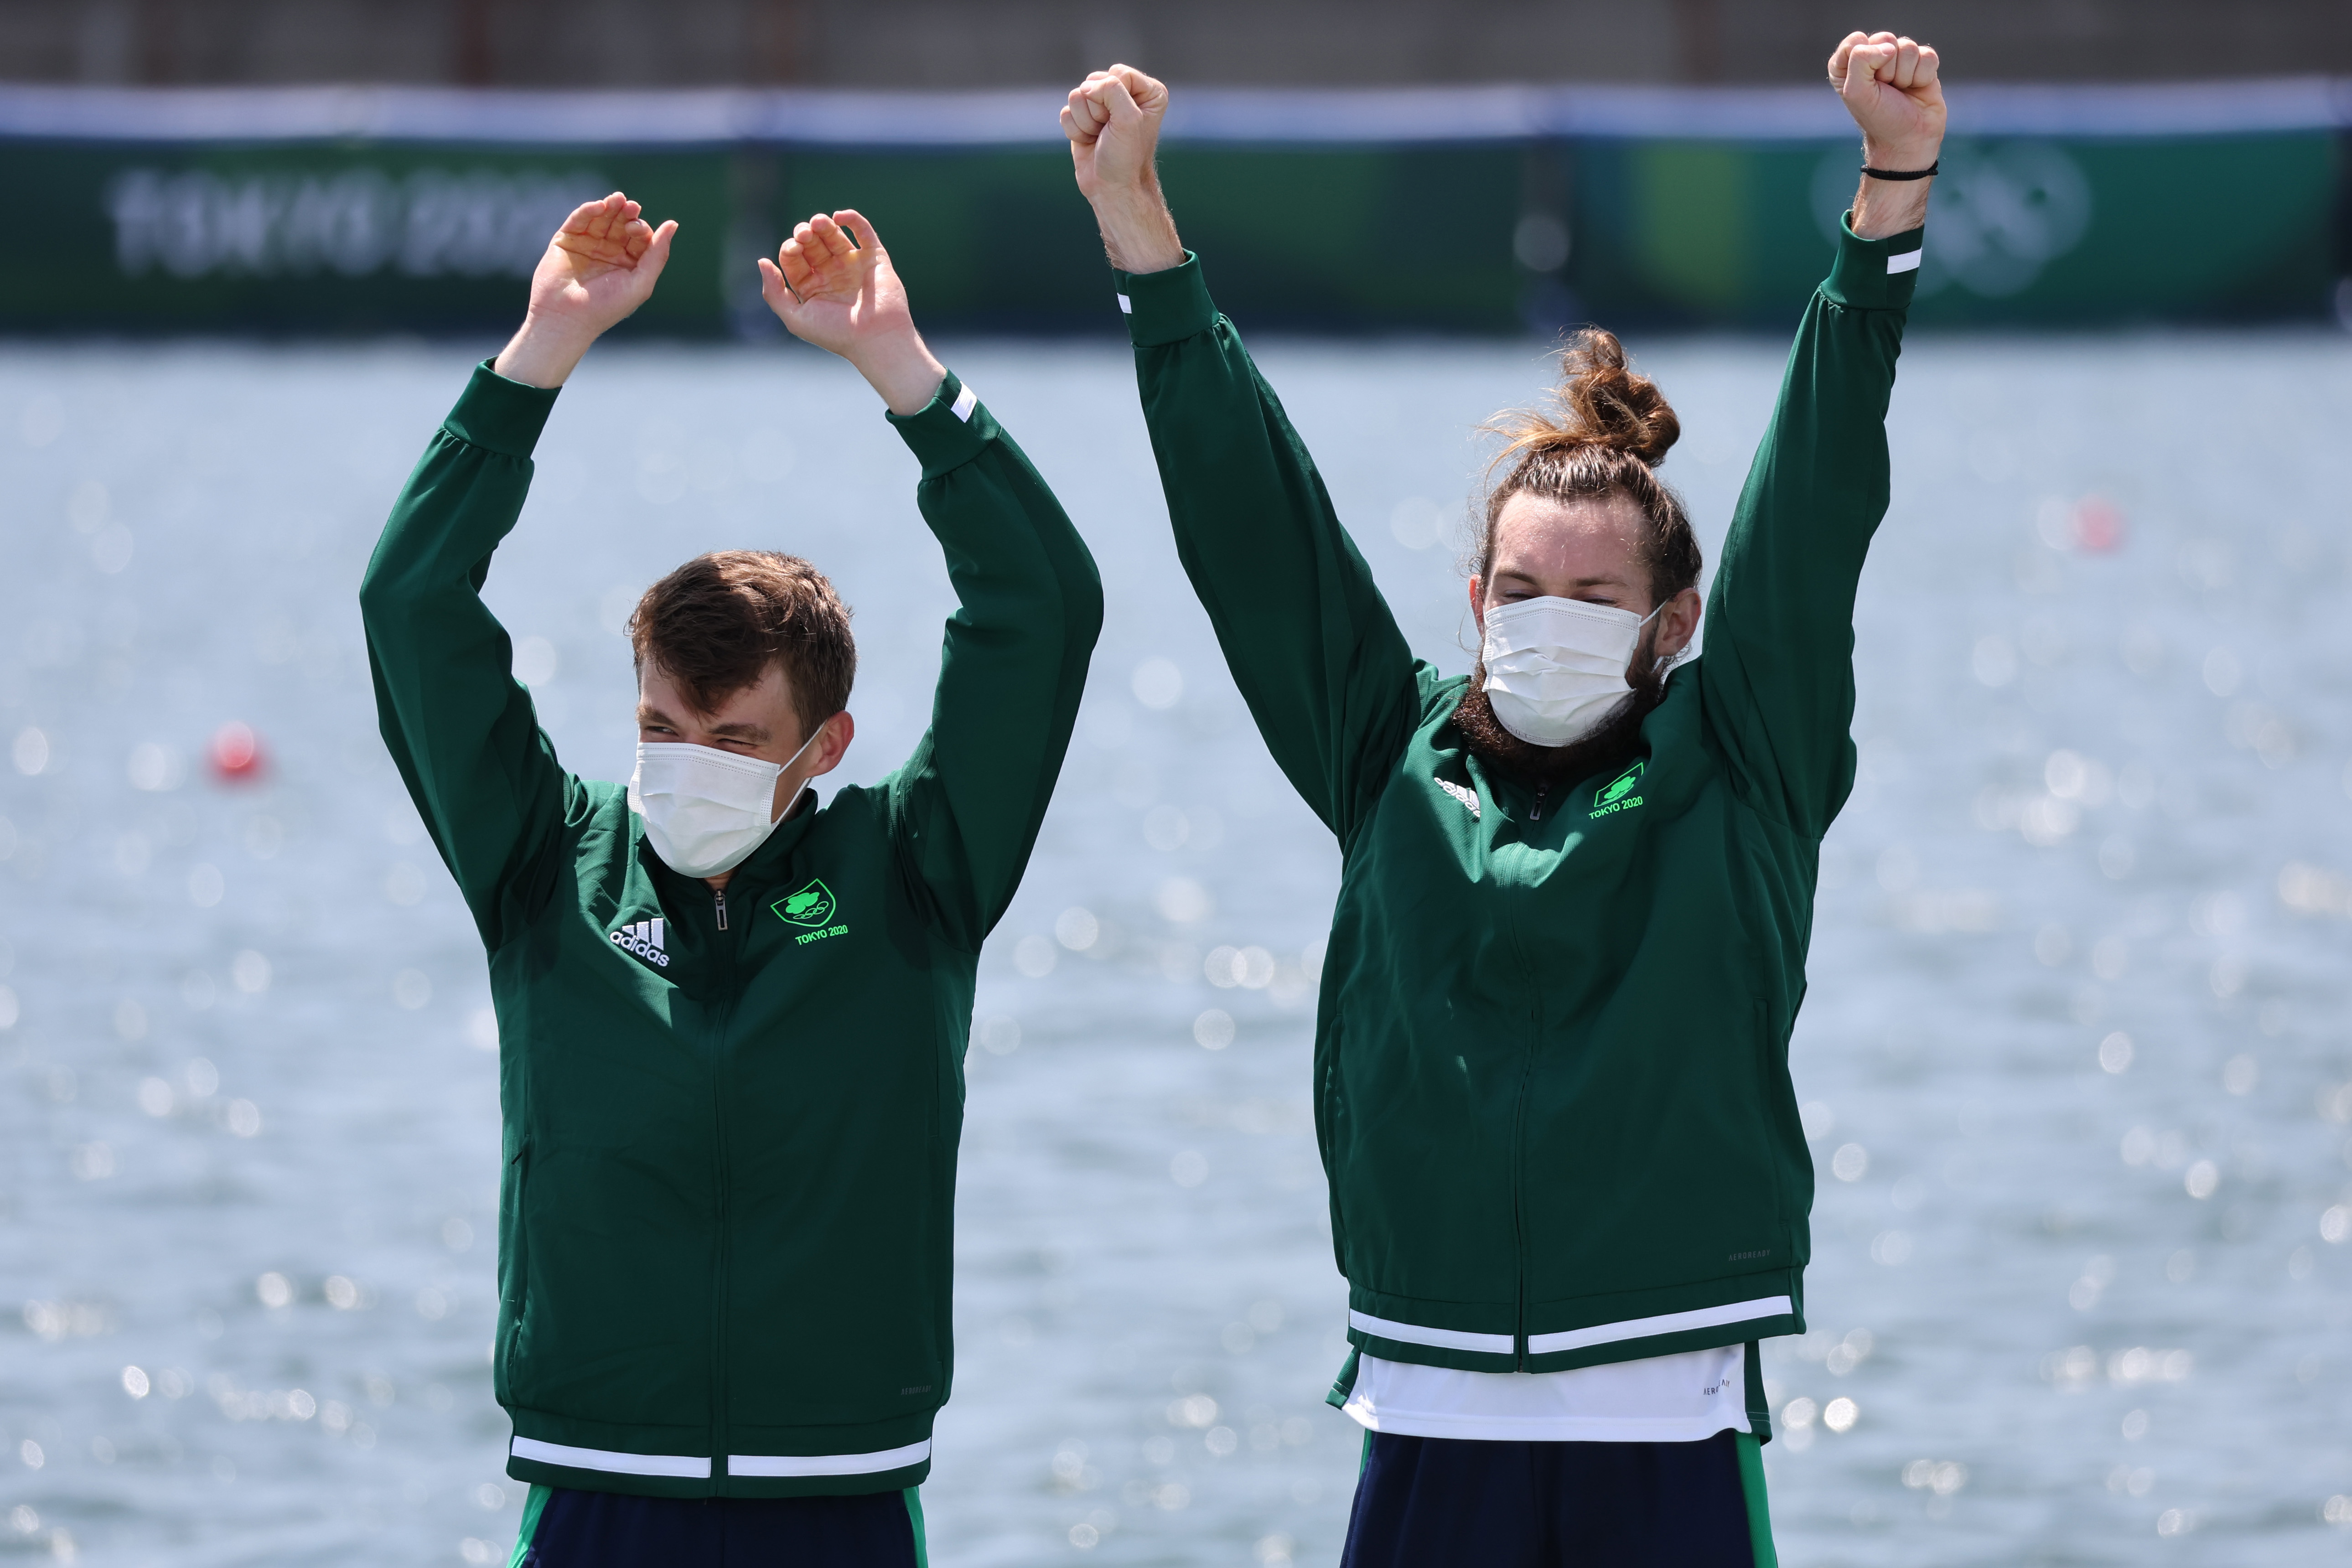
[
  {"x1": 2072, "y1": 496, "x2": 2125, "y2": 553},
  {"x1": 210, "y1": 722, "x2": 263, "y2": 782}
]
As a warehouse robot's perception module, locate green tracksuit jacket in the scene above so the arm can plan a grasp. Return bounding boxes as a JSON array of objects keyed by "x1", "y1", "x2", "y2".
[
  {"x1": 1117, "y1": 218, "x2": 1920, "y2": 1385},
  {"x1": 360, "y1": 364, "x2": 1101, "y2": 1497}
]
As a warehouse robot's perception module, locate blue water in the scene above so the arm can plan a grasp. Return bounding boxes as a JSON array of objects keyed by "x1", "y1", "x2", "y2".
[{"x1": 2, "y1": 326, "x2": 2350, "y2": 1566}]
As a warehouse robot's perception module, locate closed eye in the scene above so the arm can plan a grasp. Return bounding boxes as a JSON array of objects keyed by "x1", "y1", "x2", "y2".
[{"x1": 1496, "y1": 588, "x2": 1624, "y2": 606}]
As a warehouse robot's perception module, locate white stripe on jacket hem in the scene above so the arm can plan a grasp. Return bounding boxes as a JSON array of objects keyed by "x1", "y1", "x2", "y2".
[
  {"x1": 1525, "y1": 1294, "x2": 1794, "y2": 1355},
  {"x1": 510, "y1": 1436, "x2": 934, "y2": 1479},
  {"x1": 509, "y1": 1437, "x2": 710, "y2": 1478},
  {"x1": 727, "y1": 1439, "x2": 932, "y2": 1476},
  {"x1": 1349, "y1": 1310, "x2": 1514, "y2": 1354},
  {"x1": 1352, "y1": 1294, "x2": 1793, "y2": 1358}
]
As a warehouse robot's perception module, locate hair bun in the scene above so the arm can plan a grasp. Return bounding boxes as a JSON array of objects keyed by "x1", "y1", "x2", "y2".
[{"x1": 1542, "y1": 329, "x2": 1679, "y2": 466}]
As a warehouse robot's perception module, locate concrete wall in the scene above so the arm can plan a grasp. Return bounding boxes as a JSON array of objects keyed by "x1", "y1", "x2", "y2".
[{"x1": 3, "y1": 0, "x2": 2349, "y2": 87}]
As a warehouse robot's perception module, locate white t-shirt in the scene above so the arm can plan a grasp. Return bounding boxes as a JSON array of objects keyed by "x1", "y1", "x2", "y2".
[{"x1": 1338, "y1": 1345, "x2": 1752, "y2": 1444}]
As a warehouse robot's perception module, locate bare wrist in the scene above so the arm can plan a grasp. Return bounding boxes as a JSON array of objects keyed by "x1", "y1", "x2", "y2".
[
  {"x1": 1091, "y1": 184, "x2": 1184, "y2": 274},
  {"x1": 849, "y1": 330, "x2": 947, "y2": 417},
  {"x1": 1861, "y1": 136, "x2": 1941, "y2": 173},
  {"x1": 494, "y1": 315, "x2": 596, "y2": 388}
]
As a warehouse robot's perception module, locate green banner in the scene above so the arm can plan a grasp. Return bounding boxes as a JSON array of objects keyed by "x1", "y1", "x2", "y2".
[
  {"x1": 0, "y1": 125, "x2": 2338, "y2": 335},
  {"x1": 7, "y1": 144, "x2": 729, "y2": 334},
  {"x1": 1572, "y1": 132, "x2": 2340, "y2": 328}
]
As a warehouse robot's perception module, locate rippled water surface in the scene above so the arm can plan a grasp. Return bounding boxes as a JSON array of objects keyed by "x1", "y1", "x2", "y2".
[{"x1": 3, "y1": 325, "x2": 2351, "y2": 1567}]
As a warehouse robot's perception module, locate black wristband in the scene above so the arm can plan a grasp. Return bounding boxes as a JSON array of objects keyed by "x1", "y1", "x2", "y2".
[{"x1": 1860, "y1": 162, "x2": 1938, "y2": 181}]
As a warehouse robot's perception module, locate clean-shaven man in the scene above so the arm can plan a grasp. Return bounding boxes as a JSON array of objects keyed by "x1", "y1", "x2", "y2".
[{"x1": 362, "y1": 193, "x2": 1101, "y2": 1564}]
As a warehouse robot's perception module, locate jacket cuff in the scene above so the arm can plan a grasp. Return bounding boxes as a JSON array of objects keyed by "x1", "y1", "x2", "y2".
[
  {"x1": 443, "y1": 359, "x2": 560, "y2": 459},
  {"x1": 886, "y1": 368, "x2": 990, "y2": 480},
  {"x1": 1114, "y1": 252, "x2": 1216, "y2": 347},
  {"x1": 1823, "y1": 214, "x2": 1923, "y2": 311}
]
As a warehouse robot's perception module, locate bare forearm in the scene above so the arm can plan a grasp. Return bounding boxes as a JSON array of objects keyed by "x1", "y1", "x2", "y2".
[{"x1": 1092, "y1": 182, "x2": 1185, "y2": 275}]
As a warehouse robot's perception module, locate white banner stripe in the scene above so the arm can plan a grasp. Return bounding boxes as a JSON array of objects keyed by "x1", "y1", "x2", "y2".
[
  {"x1": 1349, "y1": 1310, "x2": 1513, "y2": 1355},
  {"x1": 510, "y1": 1436, "x2": 710, "y2": 1478},
  {"x1": 1887, "y1": 249, "x2": 1924, "y2": 275},
  {"x1": 1526, "y1": 1295, "x2": 1794, "y2": 1356},
  {"x1": 0, "y1": 79, "x2": 2336, "y2": 146},
  {"x1": 728, "y1": 1439, "x2": 931, "y2": 1477}
]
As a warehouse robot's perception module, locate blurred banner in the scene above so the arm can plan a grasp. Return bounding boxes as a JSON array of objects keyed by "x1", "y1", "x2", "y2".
[{"x1": 2, "y1": 80, "x2": 2344, "y2": 335}]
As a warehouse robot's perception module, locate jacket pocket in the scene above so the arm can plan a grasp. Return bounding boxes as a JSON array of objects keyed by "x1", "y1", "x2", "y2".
[
  {"x1": 1754, "y1": 998, "x2": 1801, "y2": 1229},
  {"x1": 1314, "y1": 1029, "x2": 1348, "y2": 1263},
  {"x1": 493, "y1": 1141, "x2": 531, "y2": 1406}
]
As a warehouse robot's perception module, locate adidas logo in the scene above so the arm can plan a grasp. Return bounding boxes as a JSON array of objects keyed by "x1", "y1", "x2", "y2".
[{"x1": 609, "y1": 918, "x2": 671, "y2": 968}]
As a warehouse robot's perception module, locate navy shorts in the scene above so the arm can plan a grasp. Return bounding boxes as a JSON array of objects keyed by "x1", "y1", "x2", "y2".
[
  {"x1": 509, "y1": 1485, "x2": 925, "y2": 1568},
  {"x1": 1339, "y1": 1429, "x2": 1774, "y2": 1568}
]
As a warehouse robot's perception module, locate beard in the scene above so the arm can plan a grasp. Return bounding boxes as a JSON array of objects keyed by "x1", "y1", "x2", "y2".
[{"x1": 1450, "y1": 631, "x2": 1671, "y2": 789}]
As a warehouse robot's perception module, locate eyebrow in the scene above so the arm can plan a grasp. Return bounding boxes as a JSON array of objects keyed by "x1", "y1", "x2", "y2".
[
  {"x1": 636, "y1": 706, "x2": 770, "y2": 743},
  {"x1": 1494, "y1": 568, "x2": 1631, "y2": 588}
]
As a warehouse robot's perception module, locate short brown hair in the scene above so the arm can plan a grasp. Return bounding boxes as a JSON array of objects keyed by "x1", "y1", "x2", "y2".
[
  {"x1": 627, "y1": 551, "x2": 855, "y2": 738},
  {"x1": 1472, "y1": 329, "x2": 1702, "y2": 607}
]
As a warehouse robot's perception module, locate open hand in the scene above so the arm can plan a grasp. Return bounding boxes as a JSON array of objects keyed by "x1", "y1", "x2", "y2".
[
  {"x1": 493, "y1": 192, "x2": 676, "y2": 387},
  {"x1": 758, "y1": 211, "x2": 944, "y2": 415},
  {"x1": 760, "y1": 211, "x2": 912, "y2": 356},
  {"x1": 1829, "y1": 31, "x2": 1945, "y2": 170}
]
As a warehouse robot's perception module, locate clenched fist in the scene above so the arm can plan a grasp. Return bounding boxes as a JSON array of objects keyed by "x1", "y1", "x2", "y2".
[
  {"x1": 1829, "y1": 31, "x2": 1944, "y2": 171},
  {"x1": 1829, "y1": 31, "x2": 1946, "y2": 240},
  {"x1": 1063, "y1": 65, "x2": 1169, "y2": 204},
  {"x1": 1062, "y1": 64, "x2": 1185, "y2": 274}
]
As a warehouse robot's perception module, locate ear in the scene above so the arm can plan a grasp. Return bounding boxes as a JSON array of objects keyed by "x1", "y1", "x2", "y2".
[
  {"x1": 804, "y1": 710, "x2": 856, "y2": 779},
  {"x1": 1467, "y1": 576, "x2": 1487, "y2": 638},
  {"x1": 1653, "y1": 587, "x2": 1703, "y2": 661}
]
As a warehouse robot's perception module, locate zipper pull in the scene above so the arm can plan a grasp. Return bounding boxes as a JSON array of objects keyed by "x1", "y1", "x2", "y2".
[
  {"x1": 1530, "y1": 781, "x2": 1549, "y2": 822},
  {"x1": 714, "y1": 887, "x2": 729, "y2": 931}
]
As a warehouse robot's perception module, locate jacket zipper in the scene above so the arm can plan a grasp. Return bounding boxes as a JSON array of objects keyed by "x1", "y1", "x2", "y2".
[
  {"x1": 1508, "y1": 976, "x2": 1540, "y2": 1370},
  {"x1": 707, "y1": 880, "x2": 739, "y2": 1487},
  {"x1": 1503, "y1": 785, "x2": 1546, "y2": 1368}
]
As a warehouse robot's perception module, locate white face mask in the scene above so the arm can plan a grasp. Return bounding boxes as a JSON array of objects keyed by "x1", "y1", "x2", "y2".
[
  {"x1": 627, "y1": 728, "x2": 822, "y2": 880},
  {"x1": 1479, "y1": 595, "x2": 1663, "y2": 748}
]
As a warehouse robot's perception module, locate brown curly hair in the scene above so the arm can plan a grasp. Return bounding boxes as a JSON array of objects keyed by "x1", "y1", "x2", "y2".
[{"x1": 627, "y1": 551, "x2": 855, "y2": 739}]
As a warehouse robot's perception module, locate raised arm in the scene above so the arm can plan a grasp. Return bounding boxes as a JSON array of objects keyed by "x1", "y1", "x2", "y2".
[
  {"x1": 1065, "y1": 67, "x2": 1420, "y2": 844},
  {"x1": 1699, "y1": 33, "x2": 1943, "y2": 838},
  {"x1": 762, "y1": 211, "x2": 1103, "y2": 947},
  {"x1": 362, "y1": 194, "x2": 675, "y2": 947}
]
